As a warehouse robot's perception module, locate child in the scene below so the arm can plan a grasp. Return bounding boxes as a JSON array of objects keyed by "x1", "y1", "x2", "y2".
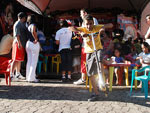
[
  {"x1": 101, "y1": 30, "x2": 114, "y2": 56},
  {"x1": 111, "y1": 49, "x2": 125, "y2": 85},
  {"x1": 69, "y1": 14, "x2": 113, "y2": 101},
  {"x1": 135, "y1": 42, "x2": 150, "y2": 87},
  {"x1": 136, "y1": 42, "x2": 150, "y2": 67},
  {"x1": 42, "y1": 37, "x2": 53, "y2": 54}
]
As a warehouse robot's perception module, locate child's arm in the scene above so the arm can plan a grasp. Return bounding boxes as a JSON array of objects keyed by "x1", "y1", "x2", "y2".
[
  {"x1": 69, "y1": 26, "x2": 82, "y2": 33},
  {"x1": 141, "y1": 58, "x2": 150, "y2": 65},
  {"x1": 111, "y1": 56, "x2": 117, "y2": 63},
  {"x1": 122, "y1": 57, "x2": 131, "y2": 64},
  {"x1": 99, "y1": 28, "x2": 105, "y2": 34},
  {"x1": 136, "y1": 56, "x2": 142, "y2": 60},
  {"x1": 103, "y1": 23, "x2": 113, "y2": 29},
  {"x1": 122, "y1": 58, "x2": 126, "y2": 63},
  {"x1": 55, "y1": 31, "x2": 60, "y2": 45},
  {"x1": 124, "y1": 59, "x2": 131, "y2": 64}
]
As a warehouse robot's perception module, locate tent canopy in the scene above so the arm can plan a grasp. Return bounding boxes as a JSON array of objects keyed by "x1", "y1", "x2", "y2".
[{"x1": 17, "y1": 0, "x2": 149, "y2": 16}]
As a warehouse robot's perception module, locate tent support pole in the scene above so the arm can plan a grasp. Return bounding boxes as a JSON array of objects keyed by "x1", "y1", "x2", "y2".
[
  {"x1": 128, "y1": 0, "x2": 137, "y2": 13},
  {"x1": 42, "y1": 16, "x2": 44, "y2": 32},
  {"x1": 88, "y1": 0, "x2": 91, "y2": 9}
]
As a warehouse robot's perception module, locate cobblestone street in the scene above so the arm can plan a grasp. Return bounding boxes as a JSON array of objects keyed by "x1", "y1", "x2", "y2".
[{"x1": 0, "y1": 78, "x2": 150, "y2": 113}]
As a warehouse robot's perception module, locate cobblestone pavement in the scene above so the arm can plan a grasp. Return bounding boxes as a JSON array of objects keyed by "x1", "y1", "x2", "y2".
[{"x1": 0, "y1": 78, "x2": 150, "y2": 113}]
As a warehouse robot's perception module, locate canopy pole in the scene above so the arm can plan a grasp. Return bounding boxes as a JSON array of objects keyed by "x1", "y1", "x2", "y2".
[
  {"x1": 42, "y1": 16, "x2": 44, "y2": 32},
  {"x1": 128, "y1": 0, "x2": 137, "y2": 13},
  {"x1": 139, "y1": 0, "x2": 150, "y2": 16},
  {"x1": 43, "y1": 0, "x2": 51, "y2": 15},
  {"x1": 128, "y1": 0, "x2": 140, "y2": 28},
  {"x1": 88, "y1": 0, "x2": 91, "y2": 9}
]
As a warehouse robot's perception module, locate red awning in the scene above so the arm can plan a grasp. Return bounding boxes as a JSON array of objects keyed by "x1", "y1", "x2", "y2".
[
  {"x1": 16, "y1": 0, "x2": 50, "y2": 15},
  {"x1": 16, "y1": 0, "x2": 149, "y2": 16}
]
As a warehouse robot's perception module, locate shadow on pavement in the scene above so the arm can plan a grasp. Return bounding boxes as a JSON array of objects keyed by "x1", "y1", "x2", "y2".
[{"x1": 0, "y1": 81, "x2": 150, "y2": 108}]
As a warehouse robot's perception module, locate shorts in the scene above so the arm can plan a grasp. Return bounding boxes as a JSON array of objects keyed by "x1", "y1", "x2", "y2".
[
  {"x1": 12, "y1": 41, "x2": 25, "y2": 61},
  {"x1": 81, "y1": 48, "x2": 87, "y2": 74},
  {"x1": 73, "y1": 56, "x2": 80, "y2": 67},
  {"x1": 60, "y1": 49, "x2": 72, "y2": 71},
  {"x1": 86, "y1": 49, "x2": 103, "y2": 77}
]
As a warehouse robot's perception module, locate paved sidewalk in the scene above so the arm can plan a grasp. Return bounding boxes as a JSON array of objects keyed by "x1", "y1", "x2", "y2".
[{"x1": 0, "y1": 78, "x2": 150, "y2": 113}]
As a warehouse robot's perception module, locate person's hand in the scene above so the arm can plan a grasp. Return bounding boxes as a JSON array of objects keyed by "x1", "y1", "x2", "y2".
[
  {"x1": 137, "y1": 29, "x2": 141, "y2": 34},
  {"x1": 125, "y1": 60, "x2": 131, "y2": 64},
  {"x1": 74, "y1": 45, "x2": 80, "y2": 48},
  {"x1": 99, "y1": 28, "x2": 105, "y2": 33},
  {"x1": 82, "y1": 33, "x2": 89, "y2": 37},
  {"x1": 33, "y1": 40, "x2": 38, "y2": 44},
  {"x1": 18, "y1": 42, "x2": 22, "y2": 49},
  {"x1": 141, "y1": 59, "x2": 145, "y2": 64},
  {"x1": 137, "y1": 56, "x2": 142, "y2": 60},
  {"x1": 139, "y1": 56, "x2": 143, "y2": 59}
]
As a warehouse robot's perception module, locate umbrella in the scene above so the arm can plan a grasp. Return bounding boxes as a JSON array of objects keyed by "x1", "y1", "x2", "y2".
[{"x1": 16, "y1": 0, "x2": 149, "y2": 16}]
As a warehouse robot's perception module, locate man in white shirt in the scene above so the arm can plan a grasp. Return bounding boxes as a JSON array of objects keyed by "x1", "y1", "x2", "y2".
[
  {"x1": 55, "y1": 20, "x2": 72, "y2": 82},
  {"x1": 80, "y1": 8, "x2": 98, "y2": 27}
]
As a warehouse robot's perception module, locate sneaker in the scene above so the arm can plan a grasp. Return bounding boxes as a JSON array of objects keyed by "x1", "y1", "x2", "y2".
[
  {"x1": 62, "y1": 77, "x2": 66, "y2": 82},
  {"x1": 72, "y1": 71, "x2": 78, "y2": 74},
  {"x1": 10, "y1": 74, "x2": 13, "y2": 78},
  {"x1": 67, "y1": 78, "x2": 73, "y2": 82},
  {"x1": 28, "y1": 79, "x2": 40, "y2": 83},
  {"x1": 11, "y1": 76, "x2": 19, "y2": 82},
  {"x1": 98, "y1": 85, "x2": 108, "y2": 97},
  {"x1": 88, "y1": 94, "x2": 99, "y2": 102},
  {"x1": 138, "y1": 81, "x2": 142, "y2": 88},
  {"x1": 16, "y1": 73, "x2": 26, "y2": 80},
  {"x1": 73, "y1": 79, "x2": 85, "y2": 85}
]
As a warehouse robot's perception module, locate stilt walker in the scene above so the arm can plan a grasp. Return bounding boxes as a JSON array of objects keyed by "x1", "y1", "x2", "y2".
[{"x1": 91, "y1": 33, "x2": 108, "y2": 96}]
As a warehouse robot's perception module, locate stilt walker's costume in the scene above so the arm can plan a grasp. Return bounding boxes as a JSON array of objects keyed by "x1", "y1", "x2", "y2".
[{"x1": 77, "y1": 25, "x2": 107, "y2": 93}]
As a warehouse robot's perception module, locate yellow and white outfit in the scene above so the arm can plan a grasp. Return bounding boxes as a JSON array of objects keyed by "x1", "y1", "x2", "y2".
[
  {"x1": 77, "y1": 25, "x2": 103, "y2": 53},
  {"x1": 77, "y1": 25, "x2": 104, "y2": 76}
]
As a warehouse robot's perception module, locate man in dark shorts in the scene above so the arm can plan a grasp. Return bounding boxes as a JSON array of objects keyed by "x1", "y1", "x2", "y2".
[
  {"x1": 10, "y1": 12, "x2": 28, "y2": 81},
  {"x1": 55, "y1": 20, "x2": 73, "y2": 81}
]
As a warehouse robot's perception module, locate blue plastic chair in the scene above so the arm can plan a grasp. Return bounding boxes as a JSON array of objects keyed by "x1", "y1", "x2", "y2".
[
  {"x1": 37, "y1": 60, "x2": 43, "y2": 74},
  {"x1": 37, "y1": 54, "x2": 47, "y2": 74},
  {"x1": 130, "y1": 66, "x2": 150, "y2": 99}
]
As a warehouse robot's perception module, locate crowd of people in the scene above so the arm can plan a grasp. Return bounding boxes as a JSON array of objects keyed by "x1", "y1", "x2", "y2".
[{"x1": 1, "y1": 1, "x2": 150, "y2": 101}]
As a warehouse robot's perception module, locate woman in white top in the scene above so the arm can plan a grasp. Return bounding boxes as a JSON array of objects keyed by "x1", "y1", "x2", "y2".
[{"x1": 26, "y1": 14, "x2": 40, "y2": 83}]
